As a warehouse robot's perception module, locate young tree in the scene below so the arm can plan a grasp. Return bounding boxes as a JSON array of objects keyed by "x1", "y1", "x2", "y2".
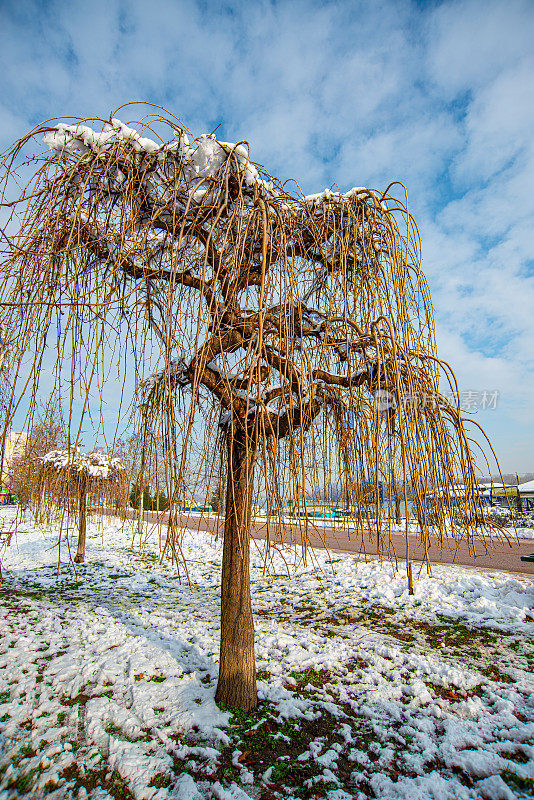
[
  {"x1": 35, "y1": 449, "x2": 128, "y2": 563},
  {"x1": 209, "y1": 481, "x2": 226, "y2": 516},
  {"x1": 129, "y1": 482, "x2": 142, "y2": 508},
  {"x1": 155, "y1": 492, "x2": 169, "y2": 512},
  {"x1": 129, "y1": 482, "x2": 153, "y2": 510},
  {"x1": 0, "y1": 110, "x2": 494, "y2": 710}
]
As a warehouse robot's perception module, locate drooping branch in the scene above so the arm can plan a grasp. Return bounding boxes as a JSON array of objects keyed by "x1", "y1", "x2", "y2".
[{"x1": 0, "y1": 111, "x2": 499, "y2": 545}]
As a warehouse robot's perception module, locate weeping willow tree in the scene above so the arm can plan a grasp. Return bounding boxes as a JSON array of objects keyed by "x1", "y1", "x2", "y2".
[
  {"x1": 0, "y1": 107, "x2": 496, "y2": 710},
  {"x1": 35, "y1": 449, "x2": 128, "y2": 563}
]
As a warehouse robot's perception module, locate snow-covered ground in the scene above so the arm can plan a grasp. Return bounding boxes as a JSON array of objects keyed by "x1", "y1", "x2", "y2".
[{"x1": 0, "y1": 510, "x2": 533, "y2": 800}]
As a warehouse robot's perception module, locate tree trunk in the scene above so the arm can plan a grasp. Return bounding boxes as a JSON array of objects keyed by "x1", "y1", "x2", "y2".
[
  {"x1": 138, "y1": 417, "x2": 147, "y2": 537},
  {"x1": 138, "y1": 483, "x2": 144, "y2": 536},
  {"x1": 393, "y1": 484, "x2": 401, "y2": 525},
  {"x1": 215, "y1": 435, "x2": 257, "y2": 711},
  {"x1": 389, "y1": 470, "x2": 401, "y2": 526},
  {"x1": 74, "y1": 480, "x2": 87, "y2": 563}
]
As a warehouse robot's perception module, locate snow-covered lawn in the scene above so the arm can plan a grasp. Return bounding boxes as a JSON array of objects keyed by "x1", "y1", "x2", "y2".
[{"x1": 0, "y1": 511, "x2": 533, "y2": 800}]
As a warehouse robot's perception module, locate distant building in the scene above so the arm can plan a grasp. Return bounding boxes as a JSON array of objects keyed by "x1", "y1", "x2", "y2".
[
  {"x1": 517, "y1": 480, "x2": 534, "y2": 511},
  {"x1": 0, "y1": 431, "x2": 28, "y2": 489}
]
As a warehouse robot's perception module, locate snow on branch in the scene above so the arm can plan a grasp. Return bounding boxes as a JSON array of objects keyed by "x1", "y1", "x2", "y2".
[
  {"x1": 44, "y1": 120, "x2": 264, "y2": 204},
  {"x1": 42, "y1": 119, "x2": 380, "y2": 209},
  {"x1": 42, "y1": 448, "x2": 127, "y2": 481}
]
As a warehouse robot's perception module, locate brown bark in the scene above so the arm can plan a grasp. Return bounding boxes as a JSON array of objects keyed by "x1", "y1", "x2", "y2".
[
  {"x1": 407, "y1": 561, "x2": 414, "y2": 595},
  {"x1": 395, "y1": 493, "x2": 402, "y2": 525},
  {"x1": 74, "y1": 480, "x2": 87, "y2": 564},
  {"x1": 392, "y1": 474, "x2": 401, "y2": 525},
  {"x1": 215, "y1": 434, "x2": 257, "y2": 711}
]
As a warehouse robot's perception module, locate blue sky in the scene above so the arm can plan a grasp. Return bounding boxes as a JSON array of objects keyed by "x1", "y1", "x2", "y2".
[{"x1": 1, "y1": 0, "x2": 533, "y2": 473}]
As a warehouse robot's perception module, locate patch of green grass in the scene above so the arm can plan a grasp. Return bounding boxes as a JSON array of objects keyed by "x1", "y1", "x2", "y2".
[
  {"x1": 271, "y1": 759, "x2": 303, "y2": 781},
  {"x1": 12, "y1": 767, "x2": 41, "y2": 794},
  {"x1": 215, "y1": 700, "x2": 258, "y2": 726},
  {"x1": 428, "y1": 683, "x2": 484, "y2": 703},
  {"x1": 105, "y1": 722, "x2": 123, "y2": 736},
  {"x1": 105, "y1": 722, "x2": 143, "y2": 743},
  {"x1": 294, "y1": 779, "x2": 338, "y2": 799},
  {"x1": 501, "y1": 769, "x2": 534, "y2": 795},
  {"x1": 288, "y1": 667, "x2": 332, "y2": 690},
  {"x1": 433, "y1": 618, "x2": 499, "y2": 645},
  {"x1": 12, "y1": 746, "x2": 35, "y2": 767},
  {"x1": 60, "y1": 693, "x2": 90, "y2": 707},
  {"x1": 211, "y1": 699, "x2": 361, "y2": 795},
  {"x1": 504, "y1": 749, "x2": 530, "y2": 765},
  {"x1": 148, "y1": 772, "x2": 172, "y2": 788},
  {"x1": 0, "y1": 691, "x2": 10, "y2": 702},
  {"x1": 61, "y1": 763, "x2": 135, "y2": 800},
  {"x1": 480, "y1": 665, "x2": 513, "y2": 684}
]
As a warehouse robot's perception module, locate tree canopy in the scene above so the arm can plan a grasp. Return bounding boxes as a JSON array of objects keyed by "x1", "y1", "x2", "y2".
[{"x1": 0, "y1": 109, "x2": 493, "y2": 548}]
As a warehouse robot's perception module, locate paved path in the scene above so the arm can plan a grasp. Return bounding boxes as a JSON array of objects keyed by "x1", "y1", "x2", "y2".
[{"x1": 130, "y1": 510, "x2": 534, "y2": 576}]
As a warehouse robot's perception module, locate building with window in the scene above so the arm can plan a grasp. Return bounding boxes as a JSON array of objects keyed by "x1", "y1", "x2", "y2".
[{"x1": 0, "y1": 430, "x2": 28, "y2": 491}]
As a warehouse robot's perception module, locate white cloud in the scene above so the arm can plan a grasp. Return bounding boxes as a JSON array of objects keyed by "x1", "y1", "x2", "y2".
[{"x1": 427, "y1": 0, "x2": 534, "y2": 96}]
